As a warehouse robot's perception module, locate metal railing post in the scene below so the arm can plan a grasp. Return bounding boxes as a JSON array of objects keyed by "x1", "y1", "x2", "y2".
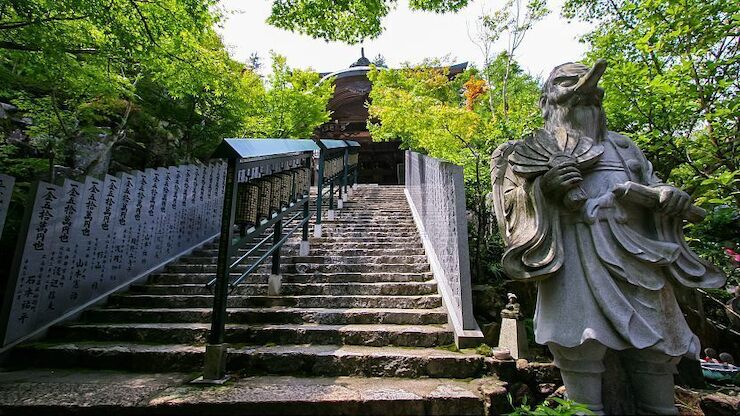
[
  {"x1": 201, "y1": 156, "x2": 238, "y2": 384},
  {"x1": 268, "y1": 219, "x2": 282, "y2": 296},
  {"x1": 342, "y1": 148, "x2": 349, "y2": 199},
  {"x1": 300, "y1": 199, "x2": 310, "y2": 256},
  {"x1": 314, "y1": 152, "x2": 324, "y2": 237},
  {"x1": 328, "y1": 180, "x2": 335, "y2": 221},
  {"x1": 329, "y1": 181, "x2": 334, "y2": 210}
]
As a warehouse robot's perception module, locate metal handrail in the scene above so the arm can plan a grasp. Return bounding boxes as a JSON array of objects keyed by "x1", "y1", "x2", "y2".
[
  {"x1": 200, "y1": 138, "x2": 359, "y2": 383},
  {"x1": 228, "y1": 213, "x2": 313, "y2": 290},
  {"x1": 205, "y1": 196, "x2": 310, "y2": 288}
]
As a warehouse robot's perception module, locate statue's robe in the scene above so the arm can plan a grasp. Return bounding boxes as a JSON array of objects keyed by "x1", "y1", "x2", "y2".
[{"x1": 491, "y1": 131, "x2": 725, "y2": 357}]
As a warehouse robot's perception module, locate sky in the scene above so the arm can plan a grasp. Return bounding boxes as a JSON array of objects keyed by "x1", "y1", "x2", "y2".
[{"x1": 216, "y1": 0, "x2": 593, "y2": 79}]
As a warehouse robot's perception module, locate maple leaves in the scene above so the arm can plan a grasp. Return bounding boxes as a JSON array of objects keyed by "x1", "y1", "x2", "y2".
[{"x1": 463, "y1": 76, "x2": 488, "y2": 111}]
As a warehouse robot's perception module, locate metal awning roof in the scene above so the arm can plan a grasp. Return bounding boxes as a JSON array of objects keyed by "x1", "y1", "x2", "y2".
[
  {"x1": 318, "y1": 139, "x2": 348, "y2": 150},
  {"x1": 212, "y1": 138, "x2": 319, "y2": 159}
]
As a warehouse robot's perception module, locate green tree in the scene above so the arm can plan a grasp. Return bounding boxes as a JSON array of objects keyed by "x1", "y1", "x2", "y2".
[
  {"x1": 562, "y1": 0, "x2": 739, "y2": 278},
  {"x1": 470, "y1": 0, "x2": 548, "y2": 117},
  {"x1": 268, "y1": 0, "x2": 472, "y2": 43},
  {"x1": 0, "y1": 2, "x2": 333, "y2": 180},
  {"x1": 241, "y1": 54, "x2": 334, "y2": 139},
  {"x1": 562, "y1": 0, "x2": 738, "y2": 207},
  {"x1": 0, "y1": 0, "x2": 236, "y2": 176},
  {"x1": 367, "y1": 55, "x2": 541, "y2": 279}
]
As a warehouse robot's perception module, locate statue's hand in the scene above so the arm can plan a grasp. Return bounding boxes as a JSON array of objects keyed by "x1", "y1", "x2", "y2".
[
  {"x1": 541, "y1": 161, "x2": 582, "y2": 197},
  {"x1": 657, "y1": 186, "x2": 691, "y2": 217}
]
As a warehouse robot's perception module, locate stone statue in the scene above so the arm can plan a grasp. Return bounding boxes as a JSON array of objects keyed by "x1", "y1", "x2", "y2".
[
  {"x1": 501, "y1": 293, "x2": 522, "y2": 320},
  {"x1": 490, "y1": 59, "x2": 726, "y2": 415},
  {"x1": 498, "y1": 292, "x2": 528, "y2": 359}
]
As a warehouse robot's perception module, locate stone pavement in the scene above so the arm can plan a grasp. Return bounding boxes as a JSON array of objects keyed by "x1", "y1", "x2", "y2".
[{"x1": 0, "y1": 368, "x2": 507, "y2": 415}]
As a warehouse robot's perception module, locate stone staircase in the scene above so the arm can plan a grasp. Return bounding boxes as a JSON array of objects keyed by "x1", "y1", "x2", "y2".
[{"x1": 6, "y1": 185, "x2": 503, "y2": 415}]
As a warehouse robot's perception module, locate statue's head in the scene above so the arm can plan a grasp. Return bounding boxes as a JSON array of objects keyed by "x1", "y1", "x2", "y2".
[{"x1": 539, "y1": 59, "x2": 608, "y2": 140}]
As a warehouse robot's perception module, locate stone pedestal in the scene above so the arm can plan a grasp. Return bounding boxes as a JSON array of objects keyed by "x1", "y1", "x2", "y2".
[
  {"x1": 498, "y1": 317, "x2": 528, "y2": 360},
  {"x1": 268, "y1": 274, "x2": 282, "y2": 296},
  {"x1": 194, "y1": 344, "x2": 230, "y2": 384},
  {"x1": 299, "y1": 241, "x2": 310, "y2": 256}
]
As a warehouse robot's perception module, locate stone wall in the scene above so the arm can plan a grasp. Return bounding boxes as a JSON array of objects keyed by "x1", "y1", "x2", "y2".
[
  {"x1": 0, "y1": 163, "x2": 226, "y2": 347},
  {"x1": 404, "y1": 151, "x2": 482, "y2": 346}
]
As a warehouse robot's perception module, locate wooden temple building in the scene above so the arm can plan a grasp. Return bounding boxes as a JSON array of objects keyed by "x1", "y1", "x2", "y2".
[{"x1": 316, "y1": 49, "x2": 467, "y2": 184}]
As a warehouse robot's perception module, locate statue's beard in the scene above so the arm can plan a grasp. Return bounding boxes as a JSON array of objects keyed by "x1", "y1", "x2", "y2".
[{"x1": 543, "y1": 100, "x2": 607, "y2": 141}]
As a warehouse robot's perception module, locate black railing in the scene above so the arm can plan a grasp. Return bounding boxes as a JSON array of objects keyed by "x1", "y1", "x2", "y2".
[
  {"x1": 198, "y1": 138, "x2": 358, "y2": 383},
  {"x1": 313, "y1": 140, "x2": 360, "y2": 236}
]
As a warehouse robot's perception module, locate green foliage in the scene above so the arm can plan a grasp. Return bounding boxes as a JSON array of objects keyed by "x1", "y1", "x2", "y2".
[
  {"x1": 685, "y1": 206, "x2": 740, "y2": 285},
  {"x1": 241, "y1": 53, "x2": 333, "y2": 139},
  {"x1": 475, "y1": 343, "x2": 493, "y2": 356},
  {"x1": 562, "y1": 0, "x2": 739, "y2": 209},
  {"x1": 268, "y1": 0, "x2": 470, "y2": 44},
  {"x1": 562, "y1": 0, "x2": 740, "y2": 284},
  {"x1": 507, "y1": 396, "x2": 594, "y2": 416},
  {"x1": 367, "y1": 54, "x2": 541, "y2": 280},
  {"x1": 0, "y1": 2, "x2": 332, "y2": 181}
]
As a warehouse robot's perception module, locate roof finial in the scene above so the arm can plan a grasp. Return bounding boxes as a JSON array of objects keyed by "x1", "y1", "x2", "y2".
[{"x1": 350, "y1": 47, "x2": 371, "y2": 67}]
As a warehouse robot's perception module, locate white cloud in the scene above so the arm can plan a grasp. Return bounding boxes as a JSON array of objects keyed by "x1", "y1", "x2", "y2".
[{"x1": 216, "y1": 0, "x2": 593, "y2": 77}]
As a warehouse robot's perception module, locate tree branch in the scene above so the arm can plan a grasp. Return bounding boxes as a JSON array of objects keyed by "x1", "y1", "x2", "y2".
[
  {"x1": 0, "y1": 40, "x2": 96, "y2": 54},
  {"x1": 0, "y1": 14, "x2": 88, "y2": 30}
]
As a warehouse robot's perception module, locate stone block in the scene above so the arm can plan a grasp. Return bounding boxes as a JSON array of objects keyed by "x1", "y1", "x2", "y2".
[
  {"x1": 498, "y1": 318, "x2": 528, "y2": 360},
  {"x1": 268, "y1": 274, "x2": 282, "y2": 296}
]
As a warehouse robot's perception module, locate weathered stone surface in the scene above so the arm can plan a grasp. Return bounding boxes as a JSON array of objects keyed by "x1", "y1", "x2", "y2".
[
  {"x1": 537, "y1": 383, "x2": 557, "y2": 397},
  {"x1": 0, "y1": 369, "x2": 491, "y2": 416},
  {"x1": 82, "y1": 306, "x2": 448, "y2": 325},
  {"x1": 699, "y1": 392, "x2": 740, "y2": 416},
  {"x1": 490, "y1": 60, "x2": 725, "y2": 414},
  {"x1": 5, "y1": 186, "x2": 501, "y2": 415},
  {"x1": 475, "y1": 378, "x2": 511, "y2": 415},
  {"x1": 0, "y1": 368, "x2": 189, "y2": 413},
  {"x1": 107, "y1": 294, "x2": 444, "y2": 309},
  {"x1": 12, "y1": 343, "x2": 489, "y2": 379}
]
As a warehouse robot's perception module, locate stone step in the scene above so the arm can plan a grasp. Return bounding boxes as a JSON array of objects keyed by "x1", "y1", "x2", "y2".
[
  {"x1": 166, "y1": 262, "x2": 430, "y2": 274},
  {"x1": 82, "y1": 307, "x2": 448, "y2": 325},
  {"x1": 0, "y1": 369, "x2": 494, "y2": 416},
  {"x1": 312, "y1": 236, "x2": 421, "y2": 242},
  {"x1": 195, "y1": 247, "x2": 426, "y2": 257},
  {"x1": 317, "y1": 231, "x2": 419, "y2": 238},
  {"x1": 12, "y1": 344, "x2": 482, "y2": 379},
  {"x1": 305, "y1": 241, "x2": 424, "y2": 249},
  {"x1": 130, "y1": 281, "x2": 438, "y2": 296},
  {"x1": 180, "y1": 254, "x2": 429, "y2": 266},
  {"x1": 332, "y1": 212, "x2": 412, "y2": 217},
  {"x1": 48, "y1": 323, "x2": 454, "y2": 347},
  {"x1": 108, "y1": 294, "x2": 443, "y2": 309},
  {"x1": 319, "y1": 219, "x2": 415, "y2": 225},
  {"x1": 318, "y1": 220, "x2": 416, "y2": 226},
  {"x1": 288, "y1": 255, "x2": 429, "y2": 265},
  {"x1": 287, "y1": 263, "x2": 430, "y2": 274},
  {"x1": 302, "y1": 248, "x2": 426, "y2": 256},
  {"x1": 147, "y1": 272, "x2": 434, "y2": 284}
]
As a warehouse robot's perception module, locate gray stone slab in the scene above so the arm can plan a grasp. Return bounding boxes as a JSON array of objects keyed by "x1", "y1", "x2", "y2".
[
  {"x1": 3, "y1": 162, "x2": 225, "y2": 347},
  {"x1": 0, "y1": 368, "x2": 189, "y2": 409},
  {"x1": 4, "y1": 182, "x2": 62, "y2": 345},
  {"x1": 95, "y1": 174, "x2": 121, "y2": 293},
  {"x1": 404, "y1": 151, "x2": 481, "y2": 345}
]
